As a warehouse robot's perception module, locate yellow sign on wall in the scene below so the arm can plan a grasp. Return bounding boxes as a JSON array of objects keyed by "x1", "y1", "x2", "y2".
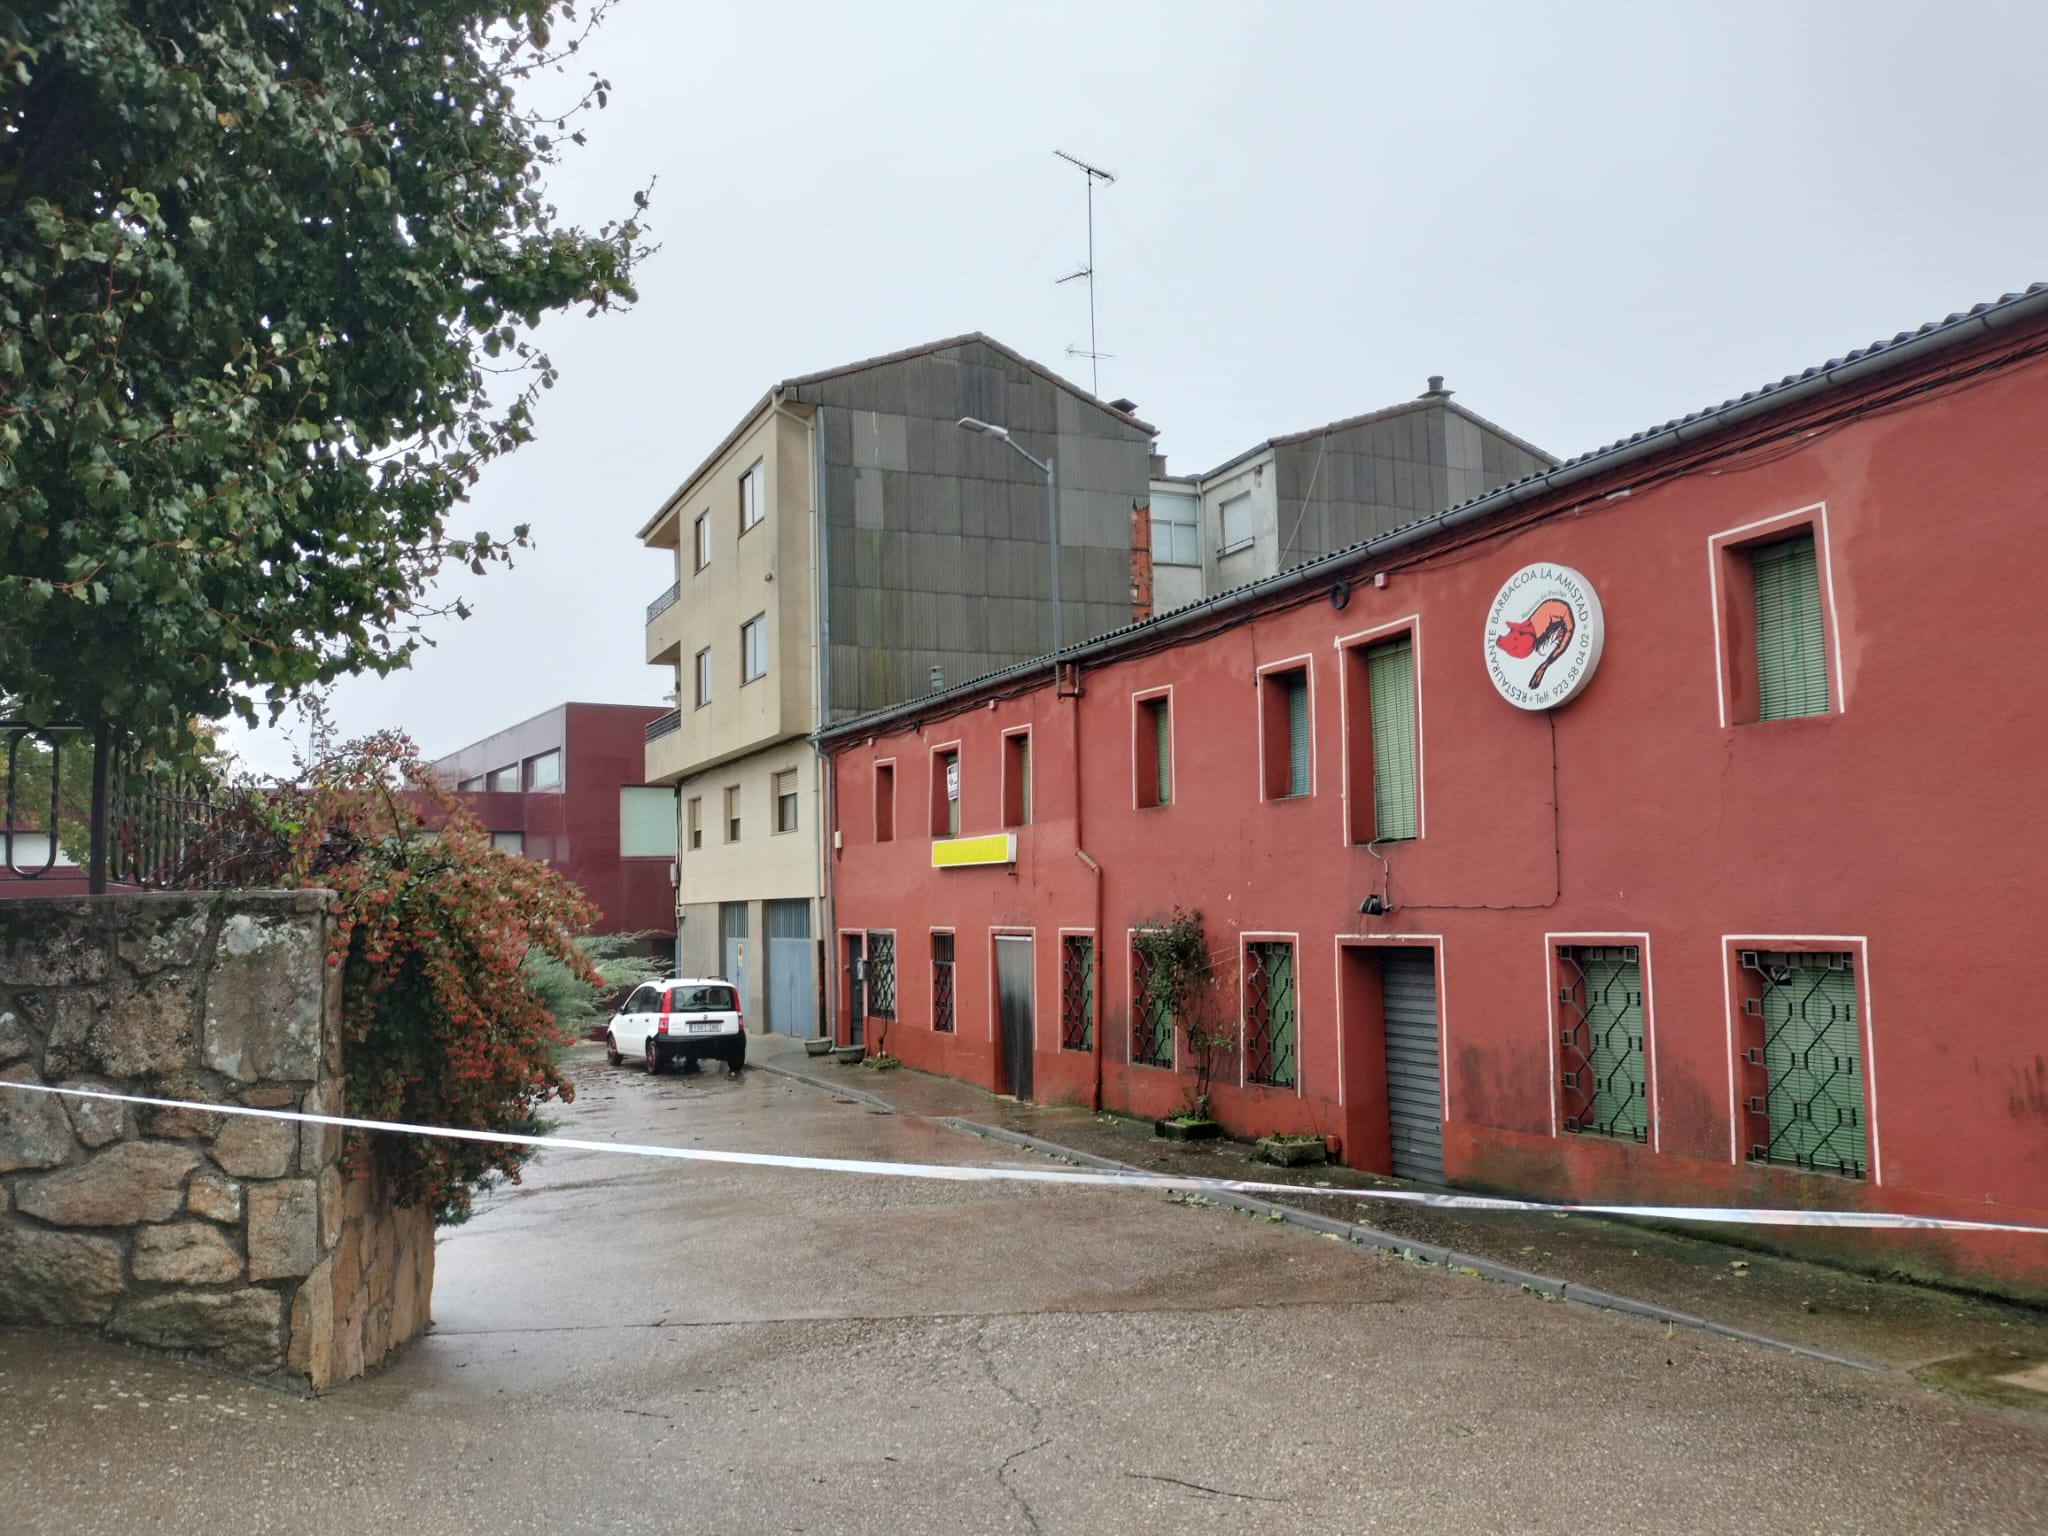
[{"x1": 931, "y1": 833, "x2": 1017, "y2": 869}]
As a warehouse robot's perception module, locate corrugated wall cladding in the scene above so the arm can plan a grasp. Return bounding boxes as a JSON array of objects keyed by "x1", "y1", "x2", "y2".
[
  {"x1": 1270, "y1": 406, "x2": 1553, "y2": 568},
  {"x1": 793, "y1": 340, "x2": 1153, "y2": 721}
]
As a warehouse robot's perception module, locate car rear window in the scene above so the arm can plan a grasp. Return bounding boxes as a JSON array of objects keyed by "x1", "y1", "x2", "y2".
[{"x1": 666, "y1": 985, "x2": 738, "y2": 1012}]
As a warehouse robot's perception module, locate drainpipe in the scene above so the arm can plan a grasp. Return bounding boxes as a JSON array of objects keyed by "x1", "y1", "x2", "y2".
[
  {"x1": 773, "y1": 391, "x2": 834, "y2": 1042},
  {"x1": 1069, "y1": 660, "x2": 1105, "y2": 1112}
]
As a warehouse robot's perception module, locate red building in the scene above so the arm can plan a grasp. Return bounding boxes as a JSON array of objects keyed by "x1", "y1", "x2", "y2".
[
  {"x1": 433, "y1": 703, "x2": 676, "y2": 958},
  {"x1": 819, "y1": 285, "x2": 2048, "y2": 1296}
]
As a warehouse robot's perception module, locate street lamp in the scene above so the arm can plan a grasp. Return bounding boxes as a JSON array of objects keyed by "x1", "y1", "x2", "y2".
[{"x1": 956, "y1": 417, "x2": 1060, "y2": 689}]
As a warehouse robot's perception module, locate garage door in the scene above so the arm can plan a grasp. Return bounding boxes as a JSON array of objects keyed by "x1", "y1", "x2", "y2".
[
  {"x1": 766, "y1": 900, "x2": 814, "y2": 1037},
  {"x1": 1381, "y1": 948, "x2": 1444, "y2": 1183}
]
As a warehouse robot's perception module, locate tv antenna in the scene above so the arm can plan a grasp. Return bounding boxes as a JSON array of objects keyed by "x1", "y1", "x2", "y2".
[{"x1": 1053, "y1": 148, "x2": 1115, "y2": 395}]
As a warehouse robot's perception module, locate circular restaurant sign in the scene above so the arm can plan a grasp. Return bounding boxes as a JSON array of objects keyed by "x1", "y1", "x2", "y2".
[{"x1": 1483, "y1": 563, "x2": 1605, "y2": 710}]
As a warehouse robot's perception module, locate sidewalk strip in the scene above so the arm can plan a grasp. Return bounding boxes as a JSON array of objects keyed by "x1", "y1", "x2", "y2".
[
  {"x1": 0, "y1": 1079, "x2": 2040, "y2": 1242},
  {"x1": 942, "y1": 1118, "x2": 1883, "y2": 1373}
]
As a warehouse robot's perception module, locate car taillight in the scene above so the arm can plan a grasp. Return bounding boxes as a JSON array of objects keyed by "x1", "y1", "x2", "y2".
[{"x1": 657, "y1": 1016, "x2": 669, "y2": 1035}]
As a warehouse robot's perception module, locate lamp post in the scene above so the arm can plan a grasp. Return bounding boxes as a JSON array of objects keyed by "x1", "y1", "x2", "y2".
[{"x1": 956, "y1": 417, "x2": 1060, "y2": 691}]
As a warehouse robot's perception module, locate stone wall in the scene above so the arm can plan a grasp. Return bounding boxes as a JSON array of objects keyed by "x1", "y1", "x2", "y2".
[{"x1": 0, "y1": 892, "x2": 434, "y2": 1391}]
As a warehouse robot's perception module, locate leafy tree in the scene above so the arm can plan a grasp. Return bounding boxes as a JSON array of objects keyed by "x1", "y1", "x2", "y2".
[
  {"x1": 522, "y1": 932, "x2": 666, "y2": 1056},
  {"x1": 0, "y1": 2, "x2": 650, "y2": 761},
  {"x1": 187, "y1": 729, "x2": 600, "y2": 1221}
]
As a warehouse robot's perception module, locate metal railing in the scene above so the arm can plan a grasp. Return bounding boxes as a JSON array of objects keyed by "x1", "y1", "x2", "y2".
[
  {"x1": 646, "y1": 581, "x2": 681, "y2": 623},
  {"x1": 643, "y1": 709, "x2": 681, "y2": 742},
  {"x1": 2, "y1": 721, "x2": 220, "y2": 892}
]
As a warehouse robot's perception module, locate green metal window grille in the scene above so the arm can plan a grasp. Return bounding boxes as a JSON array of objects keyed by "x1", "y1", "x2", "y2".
[
  {"x1": 1244, "y1": 942, "x2": 1297, "y2": 1088},
  {"x1": 931, "y1": 932, "x2": 955, "y2": 1034},
  {"x1": 1366, "y1": 637, "x2": 1418, "y2": 841},
  {"x1": 1752, "y1": 534, "x2": 1829, "y2": 721},
  {"x1": 1284, "y1": 673, "x2": 1310, "y2": 797},
  {"x1": 1148, "y1": 698, "x2": 1171, "y2": 806},
  {"x1": 1060, "y1": 935, "x2": 1094, "y2": 1052},
  {"x1": 1131, "y1": 943, "x2": 1173, "y2": 1067},
  {"x1": 1742, "y1": 950, "x2": 1865, "y2": 1178},
  {"x1": 1557, "y1": 946, "x2": 1647, "y2": 1141},
  {"x1": 866, "y1": 930, "x2": 896, "y2": 1019}
]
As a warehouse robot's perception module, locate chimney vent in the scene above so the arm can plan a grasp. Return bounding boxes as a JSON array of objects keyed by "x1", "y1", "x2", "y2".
[{"x1": 1421, "y1": 375, "x2": 1451, "y2": 399}]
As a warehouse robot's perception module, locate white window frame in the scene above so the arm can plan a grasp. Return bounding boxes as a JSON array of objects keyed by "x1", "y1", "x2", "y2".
[
  {"x1": 695, "y1": 647, "x2": 713, "y2": 708},
  {"x1": 1219, "y1": 491, "x2": 1254, "y2": 555},
  {"x1": 739, "y1": 459, "x2": 765, "y2": 534},
  {"x1": 773, "y1": 768, "x2": 799, "y2": 834},
  {"x1": 741, "y1": 614, "x2": 767, "y2": 684},
  {"x1": 694, "y1": 510, "x2": 711, "y2": 572},
  {"x1": 1151, "y1": 492, "x2": 1200, "y2": 566}
]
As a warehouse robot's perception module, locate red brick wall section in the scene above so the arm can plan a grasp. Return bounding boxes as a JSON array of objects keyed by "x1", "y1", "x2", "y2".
[{"x1": 1129, "y1": 501, "x2": 1154, "y2": 624}]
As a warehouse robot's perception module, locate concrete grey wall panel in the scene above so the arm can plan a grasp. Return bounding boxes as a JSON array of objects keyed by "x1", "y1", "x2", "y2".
[{"x1": 854, "y1": 469, "x2": 884, "y2": 531}]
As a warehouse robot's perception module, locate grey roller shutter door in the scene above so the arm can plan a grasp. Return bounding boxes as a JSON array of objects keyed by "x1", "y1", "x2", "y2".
[{"x1": 1381, "y1": 948, "x2": 1444, "y2": 1182}]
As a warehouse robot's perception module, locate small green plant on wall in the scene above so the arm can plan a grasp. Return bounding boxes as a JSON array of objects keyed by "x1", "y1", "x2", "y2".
[{"x1": 1133, "y1": 906, "x2": 1236, "y2": 1124}]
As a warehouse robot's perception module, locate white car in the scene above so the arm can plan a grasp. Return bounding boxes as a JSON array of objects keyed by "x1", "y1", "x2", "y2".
[{"x1": 605, "y1": 977, "x2": 746, "y2": 1075}]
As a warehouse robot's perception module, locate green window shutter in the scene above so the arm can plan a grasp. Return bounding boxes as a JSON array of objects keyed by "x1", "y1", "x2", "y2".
[
  {"x1": 1752, "y1": 534, "x2": 1829, "y2": 721},
  {"x1": 1367, "y1": 638, "x2": 1418, "y2": 841},
  {"x1": 1017, "y1": 736, "x2": 1029, "y2": 823},
  {"x1": 1246, "y1": 941, "x2": 1297, "y2": 1087},
  {"x1": 1285, "y1": 674, "x2": 1309, "y2": 796},
  {"x1": 946, "y1": 753, "x2": 959, "y2": 836},
  {"x1": 1576, "y1": 948, "x2": 1646, "y2": 1140},
  {"x1": 1154, "y1": 700, "x2": 1171, "y2": 806},
  {"x1": 1756, "y1": 953, "x2": 1864, "y2": 1176}
]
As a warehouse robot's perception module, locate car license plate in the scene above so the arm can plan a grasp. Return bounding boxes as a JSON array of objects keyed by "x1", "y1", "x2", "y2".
[{"x1": 686, "y1": 1021, "x2": 721, "y2": 1034}]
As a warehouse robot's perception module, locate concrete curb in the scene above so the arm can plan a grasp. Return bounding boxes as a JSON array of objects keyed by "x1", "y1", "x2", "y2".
[
  {"x1": 752, "y1": 1055, "x2": 898, "y2": 1114},
  {"x1": 942, "y1": 1118, "x2": 1883, "y2": 1375}
]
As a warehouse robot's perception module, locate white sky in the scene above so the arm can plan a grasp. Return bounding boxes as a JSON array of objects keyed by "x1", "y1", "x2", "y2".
[{"x1": 237, "y1": 0, "x2": 2048, "y2": 773}]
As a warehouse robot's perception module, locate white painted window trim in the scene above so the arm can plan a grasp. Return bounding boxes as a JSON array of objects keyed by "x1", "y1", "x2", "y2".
[
  {"x1": 1239, "y1": 930, "x2": 1305, "y2": 1097},
  {"x1": 1330, "y1": 934, "x2": 1450, "y2": 1122},
  {"x1": 1254, "y1": 652, "x2": 1319, "y2": 802},
  {"x1": 1129, "y1": 685, "x2": 1175, "y2": 810},
  {"x1": 1706, "y1": 500, "x2": 1845, "y2": 730},
  {"x1": 1000, "y1": 724, "x2": 1032, "y2": 828},
  {"x1": 1719, "y1": 934, "x2": 1879, "y2": 1185},
  {"x1": 928, "y1": 738, "x2": 962, "y2": 839},
  {"x1": 1128, "y1": 925, "x2": 1176, "y2": 1072},
  {"x1": 1543, "y1": 931, "x2": 1660, "y2": 1152},
  {"x1": 1334, "y1": 614, "x2": 1424, "y2": 848}
]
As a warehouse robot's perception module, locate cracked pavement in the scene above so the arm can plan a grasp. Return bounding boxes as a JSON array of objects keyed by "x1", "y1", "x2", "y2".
[{"x1": 2, "y1": 1044, "x2": 2046, "y2": 1534}]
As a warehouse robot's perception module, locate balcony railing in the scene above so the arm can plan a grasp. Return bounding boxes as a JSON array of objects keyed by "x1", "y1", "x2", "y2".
[
  {"x1": 646, "y1": 581, "x2": 681, "y2": 623},
  {"x1": 644, "y1": 709, "x2": 681, "y2": 742}
]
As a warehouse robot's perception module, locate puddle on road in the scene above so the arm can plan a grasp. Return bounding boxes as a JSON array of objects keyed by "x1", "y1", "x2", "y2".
[{"x1": 1916, "y1": 1349, "x2": 2048, "y2": 1413}]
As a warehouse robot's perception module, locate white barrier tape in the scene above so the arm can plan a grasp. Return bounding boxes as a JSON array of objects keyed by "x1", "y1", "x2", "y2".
[{"x1": 2, "y1": 1078, "x2": 2043, "y2": 1235}]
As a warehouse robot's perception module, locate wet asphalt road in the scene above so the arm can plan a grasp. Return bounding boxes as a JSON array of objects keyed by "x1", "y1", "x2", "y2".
[{"x1": 3, "y1": 1043, "x2": 2046, "y2": 1535}]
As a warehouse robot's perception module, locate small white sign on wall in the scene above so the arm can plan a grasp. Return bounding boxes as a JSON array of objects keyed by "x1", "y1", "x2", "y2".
[
  {"x1": 1483, "y1": 563, "x2": 1605, "y2": 710},
  {"x1": 946, "y1": 760, "x2": 959, "y2": 801}
]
